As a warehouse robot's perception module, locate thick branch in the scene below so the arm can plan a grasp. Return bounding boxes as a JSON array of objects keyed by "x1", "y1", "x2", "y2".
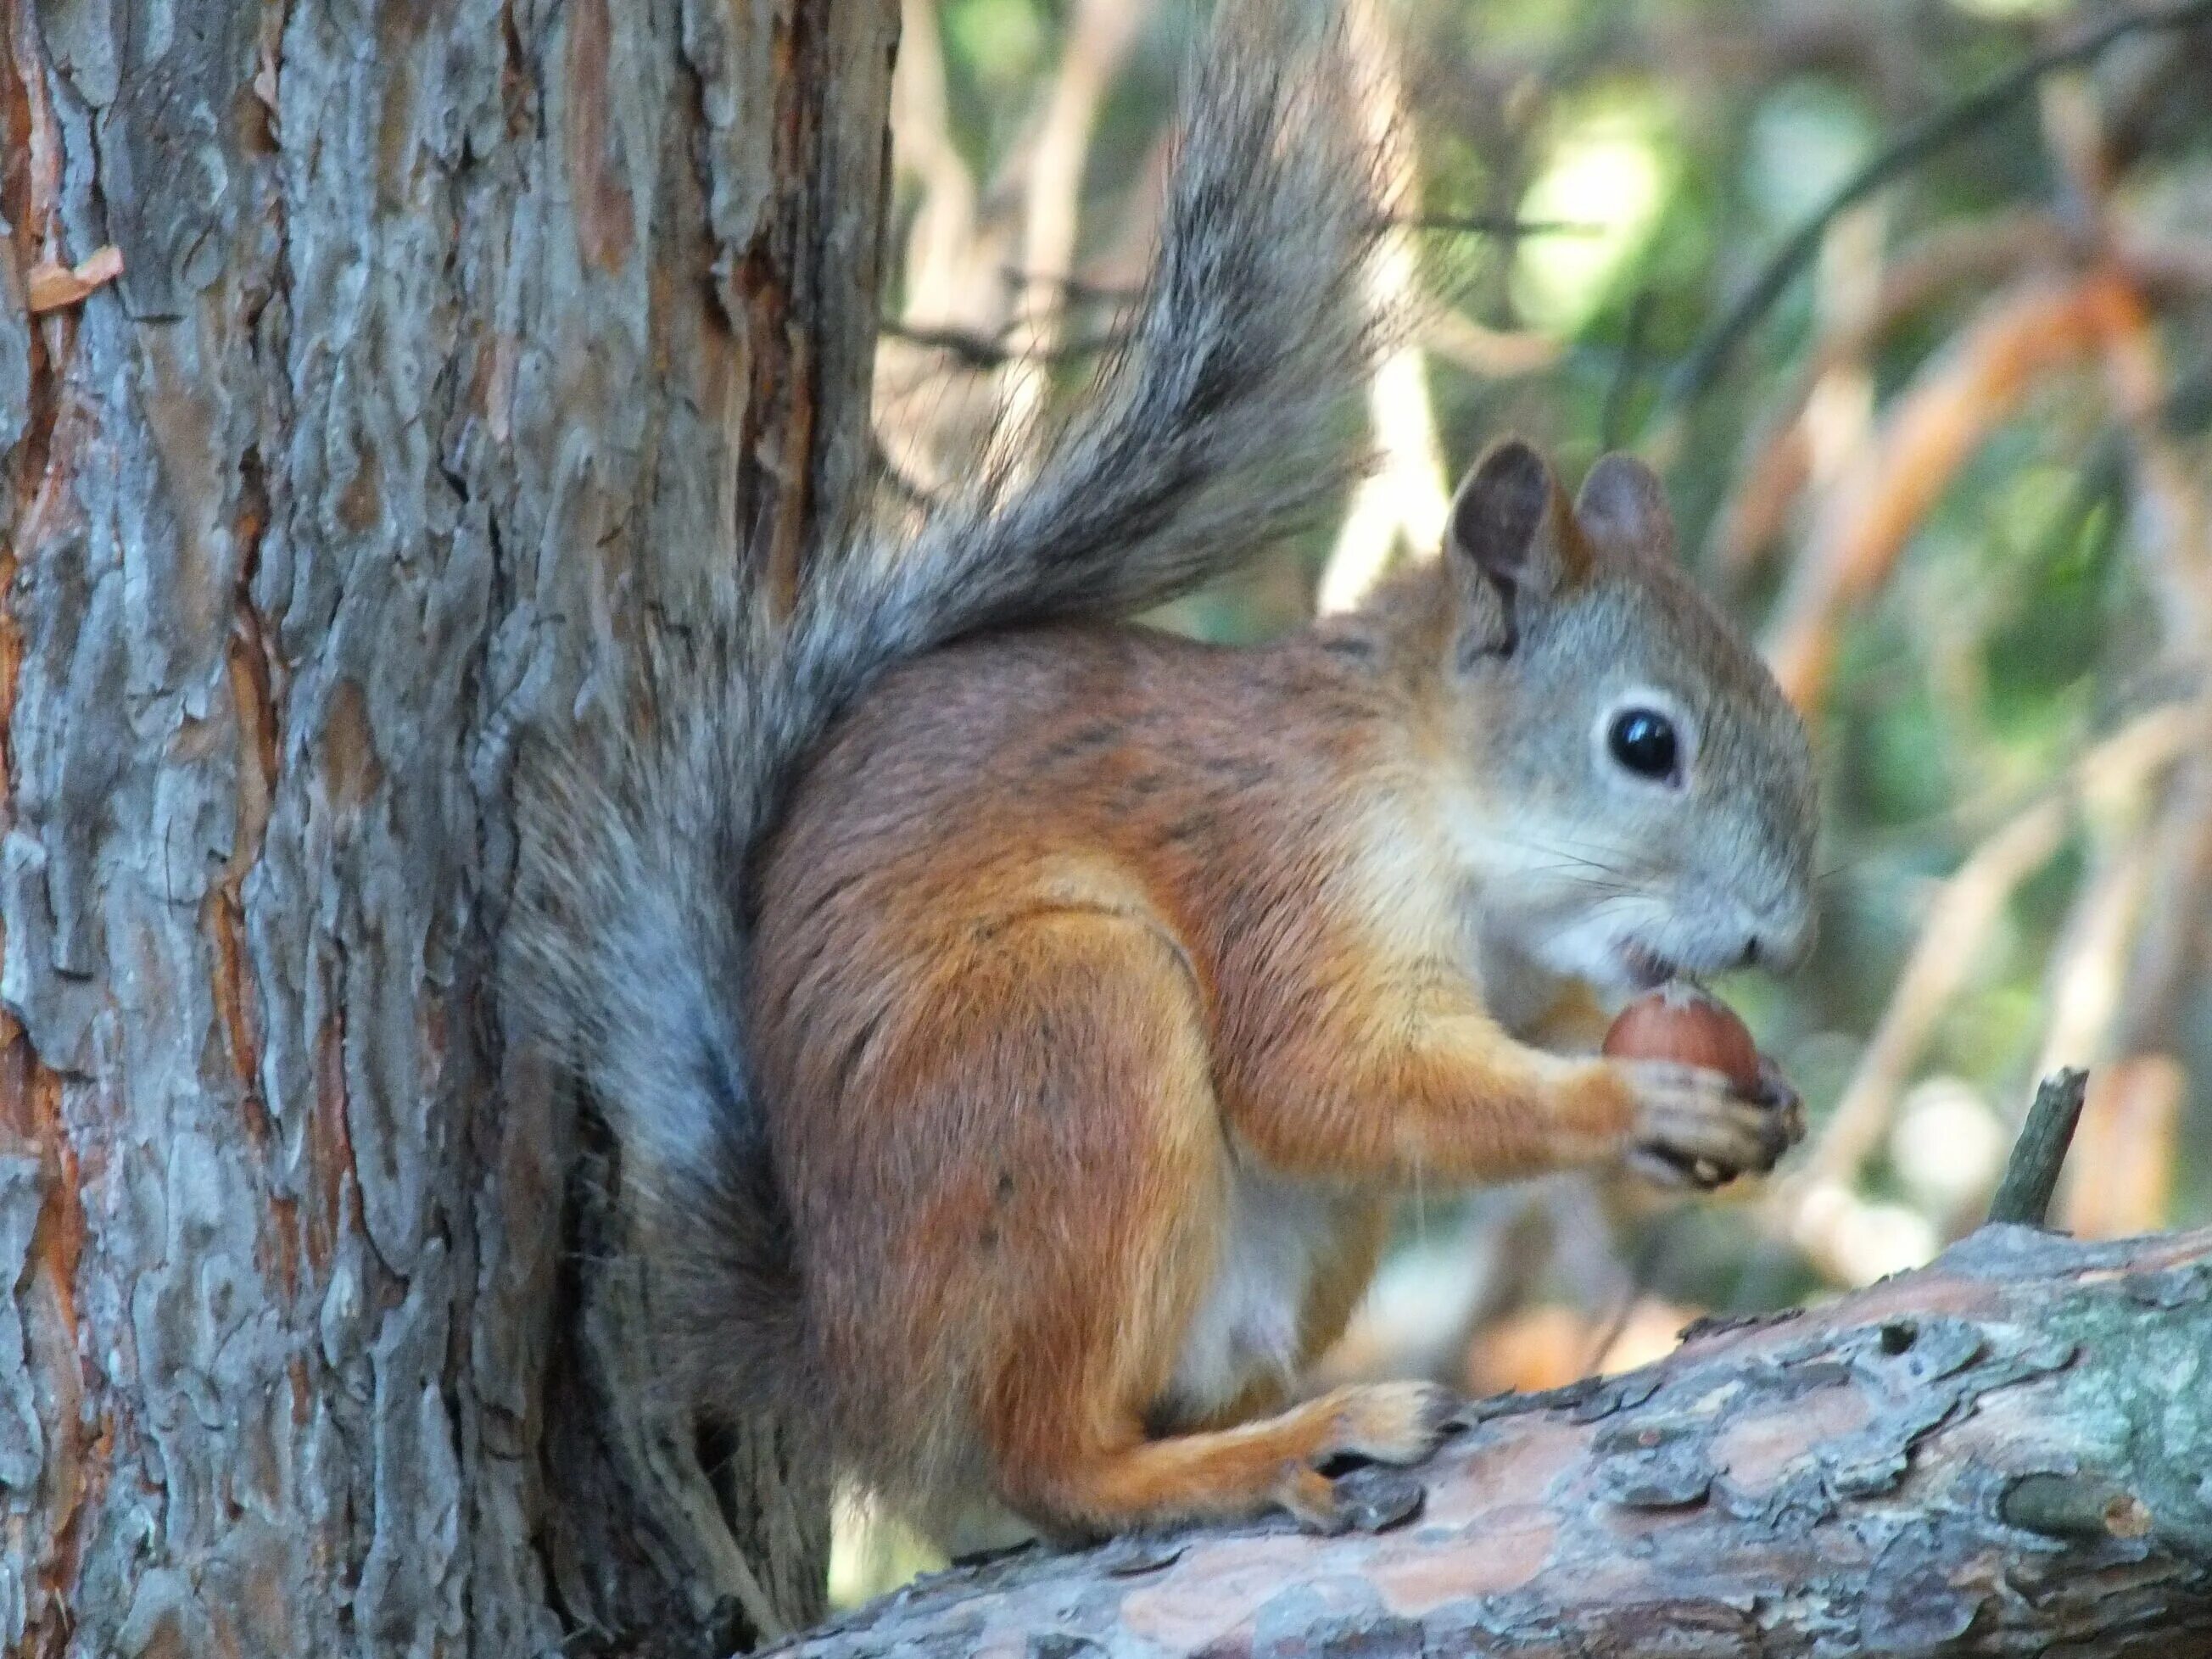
[{"x1": 770, "y1": 1225, "x2": 2212, "y2": 1656}]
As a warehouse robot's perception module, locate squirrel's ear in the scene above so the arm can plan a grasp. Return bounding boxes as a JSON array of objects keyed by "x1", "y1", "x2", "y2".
[
  {"x1": 1573, "y1": 452, "x2": 1676, "y2": 562},
  {"x1": 1445, "y1": 438, "x2": 1579, "y2": 660},
  {"x1": 1448, "y1": 438, "x2": 1554, "y2": 587}
]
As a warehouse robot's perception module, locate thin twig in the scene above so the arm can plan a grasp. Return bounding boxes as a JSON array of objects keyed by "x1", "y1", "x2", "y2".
[
  {"x1": 1398, "y1": 212, "x2": 1601, "y2": 238},
  {"x1": 1667, "y1": 0, "x2": 2212, "y2": 407},
  {"x1": 877, "y1": 319, "x2": 1127, "y2": 370},
  {"x1": 1987, "y1": 1070, "x2": 2090, "y2": 1226},
  {"x1": 995, "y1": 267, "x2": 1142, "y2": 305}
]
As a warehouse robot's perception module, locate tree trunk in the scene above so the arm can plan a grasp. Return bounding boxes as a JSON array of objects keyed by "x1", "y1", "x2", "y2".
[
  {"x1": 774, "y1": 1224, "x2": 2212, "y2": 1658},
  {"x1": 0, "y1": 1, "x2": 894, "y2": 1653}
]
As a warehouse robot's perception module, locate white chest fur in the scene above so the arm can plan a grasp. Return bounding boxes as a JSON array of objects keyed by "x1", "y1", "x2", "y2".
[{"x1": 1164, "y1": 1158, "x2": 1341, "y2": 1422}]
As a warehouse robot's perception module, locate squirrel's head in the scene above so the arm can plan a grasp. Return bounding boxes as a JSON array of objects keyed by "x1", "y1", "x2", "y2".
[{"x1": 1415, "y1": 438, "x2": 1817, "y2": 995}]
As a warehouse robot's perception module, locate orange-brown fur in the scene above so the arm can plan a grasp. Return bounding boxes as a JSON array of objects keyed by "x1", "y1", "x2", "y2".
[{"x1": 749, "y1": 566, "x2": 1642, "y2": 1539}]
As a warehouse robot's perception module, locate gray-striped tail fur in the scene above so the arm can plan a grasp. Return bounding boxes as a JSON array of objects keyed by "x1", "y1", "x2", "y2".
[{"x1": 502, "y1": 1, "x2": 1394, "y2": 1416}]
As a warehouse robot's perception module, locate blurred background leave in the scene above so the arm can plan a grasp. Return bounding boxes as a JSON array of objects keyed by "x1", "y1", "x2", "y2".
[{"x1": 841, "y1": 0, "x2": 2212, "y2": 1605}]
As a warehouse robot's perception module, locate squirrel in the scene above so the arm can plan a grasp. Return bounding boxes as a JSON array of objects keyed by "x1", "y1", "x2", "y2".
[{"x1": 504, "y1": 3, "x2": 1815, "y2": 1547}]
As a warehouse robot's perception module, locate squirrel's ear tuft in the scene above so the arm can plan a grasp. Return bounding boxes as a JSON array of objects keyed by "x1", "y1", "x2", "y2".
[{"x1": 1573, "y1": 452, "x2": 1676, "y2": 562}]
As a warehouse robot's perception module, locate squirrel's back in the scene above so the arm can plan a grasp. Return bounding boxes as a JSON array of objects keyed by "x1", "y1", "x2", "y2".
[{"x1": 751, "y1": 617, "x2": 1411, "y2": 991}]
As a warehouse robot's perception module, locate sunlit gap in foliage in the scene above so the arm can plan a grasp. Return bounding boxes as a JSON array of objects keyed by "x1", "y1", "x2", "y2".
[{"x1": 1511, "y1": 92, "x2": 1674, "y2": 334}]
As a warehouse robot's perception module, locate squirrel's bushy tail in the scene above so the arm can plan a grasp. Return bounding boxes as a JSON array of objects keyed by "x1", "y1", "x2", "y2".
[{"x1": 503, "y1": 2, "x2": 1394, "y2": 1416}]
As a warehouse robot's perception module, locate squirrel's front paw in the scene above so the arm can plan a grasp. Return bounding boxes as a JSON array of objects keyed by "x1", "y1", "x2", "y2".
[
  {"x1": 1614, "y1": 1057, "x2": 1799, "y2": 1189},
  {"x1": 1751, "y1": 1053, "x2": 1806, "y2": 1144}
]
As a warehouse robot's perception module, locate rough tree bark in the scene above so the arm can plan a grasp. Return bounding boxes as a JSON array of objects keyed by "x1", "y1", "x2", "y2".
[
  {"x1": 771, "y1": 1223, "x2": 2212, "y2": 1658},
  {"x1": 0, "y1": 1, "x2": 894, "y2": 1654}
]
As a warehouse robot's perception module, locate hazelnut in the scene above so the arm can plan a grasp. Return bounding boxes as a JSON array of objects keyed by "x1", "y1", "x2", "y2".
[{"x1": 1602, "y1": 983, "x2": 1762, "y2": 1097}]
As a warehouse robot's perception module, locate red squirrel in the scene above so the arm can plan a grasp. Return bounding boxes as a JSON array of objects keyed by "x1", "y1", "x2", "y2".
[{"x1": 506, "y1": 4, "x2": 1813, "y2": 1548}]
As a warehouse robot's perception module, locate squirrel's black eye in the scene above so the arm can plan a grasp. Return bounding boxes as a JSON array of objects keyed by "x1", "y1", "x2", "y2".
[{"x1": 1607, "y1": 709, "x2": 1679, "y2": 782}]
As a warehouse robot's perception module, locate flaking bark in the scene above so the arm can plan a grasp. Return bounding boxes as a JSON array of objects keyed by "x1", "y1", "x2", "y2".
[
  {"x1": 0, "y1": 0, "x2": 894, "y2": 1652},
  {"x1": 774, "y1": 1224, "x2": 2212, "y2": 1658}
]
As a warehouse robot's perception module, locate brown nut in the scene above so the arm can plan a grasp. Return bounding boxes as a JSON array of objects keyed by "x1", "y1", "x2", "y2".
[{"x1": 1602, "y1": 982, "x2": 1762, "y2": 1098}]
